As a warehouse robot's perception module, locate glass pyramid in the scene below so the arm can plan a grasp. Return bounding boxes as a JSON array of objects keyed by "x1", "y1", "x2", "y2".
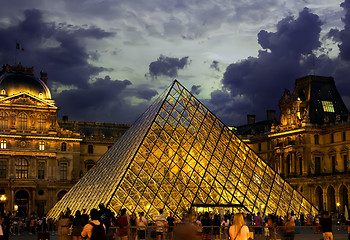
[{"x1": 48, "y1": 80, "x2": 318, "y2": 220}]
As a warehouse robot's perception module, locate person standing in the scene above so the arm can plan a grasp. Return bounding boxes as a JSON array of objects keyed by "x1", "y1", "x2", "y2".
[
  {"x1": 229, "y1": 213, "x2": 250, "y2": 240},
  {"x1": 253, "y1": 212, "x2": 263, "y2": 240},
  {"x1": 201, "y1": 212, "x2": 212, "y2": 240},
  {"x1": 167, "y1": 212, "x2": 175, "y2": 240},
  {"x1": 81, "y1": 208, "x2": 106, "y2": 240},
  {"x1": 71, "y1": 210, "x2": 84, "y2": 240},
  {"x1": 320, "y1": 211, "x2": 333, "y2": 240},
  {"x1": 137, "y1": 212, "x2": 148, "y2": 240},
  {"x1": 129, "y1": 212, "x2": 137, "y2": 240},
  {"x1": 116, "y1": 208, "x2": 129, "y2": 240},
  {"x1": 155, "y1": 209, "x2": 168, "y2": 240},
  {"x1": 57, "y1": 211, "x2": 72, "y2": 240}
]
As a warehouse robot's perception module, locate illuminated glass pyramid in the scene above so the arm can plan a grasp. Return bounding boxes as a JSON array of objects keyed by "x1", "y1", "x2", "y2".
[{"x1": 48, "y1": 80, "x2": 318, "y2": 220}]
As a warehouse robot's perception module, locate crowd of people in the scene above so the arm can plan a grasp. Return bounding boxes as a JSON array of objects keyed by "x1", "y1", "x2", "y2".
[{"x1": 0, "y1": 206, "x2": 349, "y2": 240}]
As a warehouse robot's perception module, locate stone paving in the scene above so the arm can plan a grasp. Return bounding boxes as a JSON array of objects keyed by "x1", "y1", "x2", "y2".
[{"x1": 6, "y1": 228, "x2": 350, "y2": 240}]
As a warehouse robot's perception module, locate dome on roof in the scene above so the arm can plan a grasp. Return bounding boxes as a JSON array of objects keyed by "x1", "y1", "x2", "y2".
[{"x1": 0, "y1": 64, "x2": 51, "y2": 99}]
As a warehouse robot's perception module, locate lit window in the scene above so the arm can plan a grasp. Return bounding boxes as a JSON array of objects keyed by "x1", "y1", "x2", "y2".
[
  {"x1": 38, "y1": 162, "x2": 45, "y2": 179},
  {"x1": 1, "y1": 89, "x2": 5, "y2": 95},
  {"x1": 60, "y1": 163, "x2": 67, "y2": 180},
  {"x1": 39, "y1": 93, "x2": 43, "y2": 99},
  {"x1": 61, "y1": 142, "x2": 67, "y2": 151},
  {"x1": 0, "y1": 161, "x2": 6, "y2": 178},
  {"x1": 88, "y1": 145, "x2": 93, "y2": 154},
  {"x1": 39, "y1": 141, "x2": 45, "y2": 150},
  {"x1": 0, "y1": 140, "x2": 6, "y2": 149},
  {"x1": 322, "y1": 101, "x2": 335, "y2": 112},
  {"x1": 16, "y1": 158, "x2": 28, "y2": 179},
  {"x1": 0, "y1": 112, "x2": 8, "y2": 129},
  {"x1": 18, "y1": 112, "x2": 28, "y2": 130},
  {"x1": 38, "y1": 115, "x2": 46, "y2": 131}
]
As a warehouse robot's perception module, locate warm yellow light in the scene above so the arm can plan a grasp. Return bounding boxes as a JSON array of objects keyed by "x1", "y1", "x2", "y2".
[
  {"x1": 337, "y1": 202, "x2": 340, "y2": 207},
  {"x1": 146, "y1": 204, "x2": 150, "y2": 209},
  {"x1": 0, "y1": 195, "x2": 6, "y2": 201},
  {"x1": 14, "y1": 205, "x2": 18, "y2": 211}
]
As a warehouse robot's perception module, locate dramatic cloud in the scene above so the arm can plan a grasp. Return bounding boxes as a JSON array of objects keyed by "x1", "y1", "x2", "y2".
[
  {"x1": 55, "y1": 76, "x2": 157, "y2": 123},
  {"x1": 218, "y1": 8, "x2": 324, "y2": 125},
  {"x1": 339, "y1": 0, "x2": 350, "y2": 61},
  {"x1": 148, "y1": 55, "x2": 190, "y2": 78},
  {"x1": 0, "y1": 9, "x2": 115, "y2": 89},
  {"x1": 190, "y1": 85, "x2": 201, "y2": 95}
]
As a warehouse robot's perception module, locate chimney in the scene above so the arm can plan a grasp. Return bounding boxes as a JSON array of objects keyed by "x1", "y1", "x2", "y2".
[
  {"x1": 62, "y1": 115, "x2": 69, "y2": 121},
  {"x1": 40, "y1": 71, "x2": 48, "y2": 85},
  {"x1": 267, "y1": 110, "x2": 276, "y2": 121},
  {"x1": 247, "y1": 114, "x2": 256, "y2": 125}
]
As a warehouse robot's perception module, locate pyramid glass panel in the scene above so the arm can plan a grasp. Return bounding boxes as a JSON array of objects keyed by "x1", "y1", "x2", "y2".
[{"x1": 48, "y1": 80, "x2": 318, "y2": 220}]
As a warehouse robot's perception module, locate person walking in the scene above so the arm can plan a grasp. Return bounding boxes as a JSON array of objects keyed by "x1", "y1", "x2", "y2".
[
  {"x1": 320, "y1": 211, "x2": 333, "y2": 240},
  {"x1": 229, "y1": 213, "x2": 250, "y2": 240}
]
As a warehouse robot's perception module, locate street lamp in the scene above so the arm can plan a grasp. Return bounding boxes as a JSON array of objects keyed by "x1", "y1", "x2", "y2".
[
  {"x1": 337, "y1": 202, "x2": 340, "y2": 214},
  {"x1": 0, "y1": 194, "x2": 6, "y2": 202}
]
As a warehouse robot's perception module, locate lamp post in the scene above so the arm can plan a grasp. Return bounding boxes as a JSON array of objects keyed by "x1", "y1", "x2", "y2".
[
  {"x1": 0, "y1": 194, "x2": 6, "y2": 213},
  {"x1": 336, "y1": 202, "x2": 340, "y2": 216}
]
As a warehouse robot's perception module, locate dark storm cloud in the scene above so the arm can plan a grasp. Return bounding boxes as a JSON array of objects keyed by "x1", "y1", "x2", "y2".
[
  {"x1": 217, "y1": 8, "x2": 325, "y2": 125},
  {"x1": 339, "y1": 0, "x2": 350, "y2": 61},
  {"x1": 210, "y1": 60, "x2": 220, "y2": 71},
  {"x1": 136, "y1": 88, "x2": 158, "y2": 100},
  {"x1": 149, "y1": 55, "x2": 190, "y2": 78},
  {"x1": 190, "y1": 85, "x2": 201, "y2": 95},
  {"x1": 0, "y1": 9, "x2": 115, "y2": 89},
  {"x1": 55, "y1": 76, "x2": 157, "y2": 124}
]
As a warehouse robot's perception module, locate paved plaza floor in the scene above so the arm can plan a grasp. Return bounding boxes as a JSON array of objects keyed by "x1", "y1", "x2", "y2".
[{"x1": 6, "y1": 228, "x2": 350, "y2": 240}]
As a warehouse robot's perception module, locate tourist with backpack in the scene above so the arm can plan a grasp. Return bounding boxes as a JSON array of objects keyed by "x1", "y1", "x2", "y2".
[{"x1": 81, "y1": 208, "x2": 106, "y2": 240}]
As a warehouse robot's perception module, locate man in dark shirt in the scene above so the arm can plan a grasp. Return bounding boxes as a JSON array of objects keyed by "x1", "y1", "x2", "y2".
[
  {"x1": 201, "y1": 212, "x2": 212, "y2": 240},
  {"x1": 320, "y1": 211, "x2": 333, "y2": 240}
]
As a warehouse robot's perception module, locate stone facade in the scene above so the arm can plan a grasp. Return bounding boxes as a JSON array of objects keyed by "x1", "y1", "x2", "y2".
[
  {"x1": 235, "y1": 75, "x2": 350, "y2": 214},
  {"x1": 0, "y1": 65, "x2": 130, "y2": 217}
]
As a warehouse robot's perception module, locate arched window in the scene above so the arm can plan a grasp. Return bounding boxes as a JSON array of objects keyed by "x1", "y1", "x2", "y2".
[
  {"x1": 38, "y1": 115, "x2": 46, "y2": 131},
  {"x1": 327, "y1": 186, "x2": 336, "y2": 213},
  {"x1": 39, "y1": 93, "x2": 43, "y2": 99},
  {"x1": 0, "y1": 140, "x2": 6, "y2": 149},
  {"x1": 15, "y1": 158, "x2": 28, "y2": 179},
  {"x1": 1, "y1": 89, "x2": 5, "y2": 95},
  {"x1": 61, "y1": 142, "x2": 67, "y2": 151},
  {"x1": 316, "y1": 186, "x2": 324, "y2": 211},
  {"x1": 339, "y1": 185, "x2": 348, "y2": 212},
  {"x1": 18, "y1": 112, "x2": 28, "y2": 130},
  {"x1": 39, "y1": 141, "x2": 45, "y2": 151},
  {"x1": 0, "y1": 112, "x2": 8, "y2": 129}
]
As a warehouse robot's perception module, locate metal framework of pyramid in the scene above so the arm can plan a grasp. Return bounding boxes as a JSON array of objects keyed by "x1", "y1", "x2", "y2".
[{"x1": 48, "y1": 80, "x2": 318, "y2": 220}]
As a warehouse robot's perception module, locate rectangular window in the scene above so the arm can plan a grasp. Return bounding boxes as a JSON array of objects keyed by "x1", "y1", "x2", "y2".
[
  {"x1": 88, "y1": 145, "x2": 93, "y2": 154},
  {"x1": 343, "y1": 132, "x2": 346, "y2": 142},
  {"x1": 344, "y1": 155, "x2": 348, "y2": 173},
  {"x1": 322, "y1": 101, "x2": 335, "y2": 112},
  {"x1": 332, "y1": 155, "x2": 336, "y2": 173},
  {"x1": 60, "y1": 163, "x2": 67, "y2": 180},
  {"x1": 315, "y1": 157, "x2": 321, "y2": 175},
  {"x1": 0, "y1": 140, "x2": 6, "y2": 149},
  {"x1": 38, "y1": 162, "x2": 45, "y2": 179},
  {"x1": 331, "y1": 133, "x2": 334, "y2": 143},
  {"x1": 0, "y1": 161, "x2": 6, "y2": 178}
]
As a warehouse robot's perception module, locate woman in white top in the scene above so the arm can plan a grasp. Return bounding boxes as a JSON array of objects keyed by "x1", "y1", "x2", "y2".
[{"x1": 229, "y1": 213, "x2": 250, "y2": 240}]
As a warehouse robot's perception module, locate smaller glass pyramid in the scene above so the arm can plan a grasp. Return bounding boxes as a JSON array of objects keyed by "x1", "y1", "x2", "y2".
[{"x1": 48, "y1": 80, "x2": 318, "y2": 220}]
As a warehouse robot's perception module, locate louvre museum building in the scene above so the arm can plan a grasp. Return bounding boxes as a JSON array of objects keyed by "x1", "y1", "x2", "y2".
[
  {"x1": 0, "y1": 64, "x2": 130, "y2": 217},
  {"x1": 1, "y1": 63, "x2": 349, "y2": 220}
]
